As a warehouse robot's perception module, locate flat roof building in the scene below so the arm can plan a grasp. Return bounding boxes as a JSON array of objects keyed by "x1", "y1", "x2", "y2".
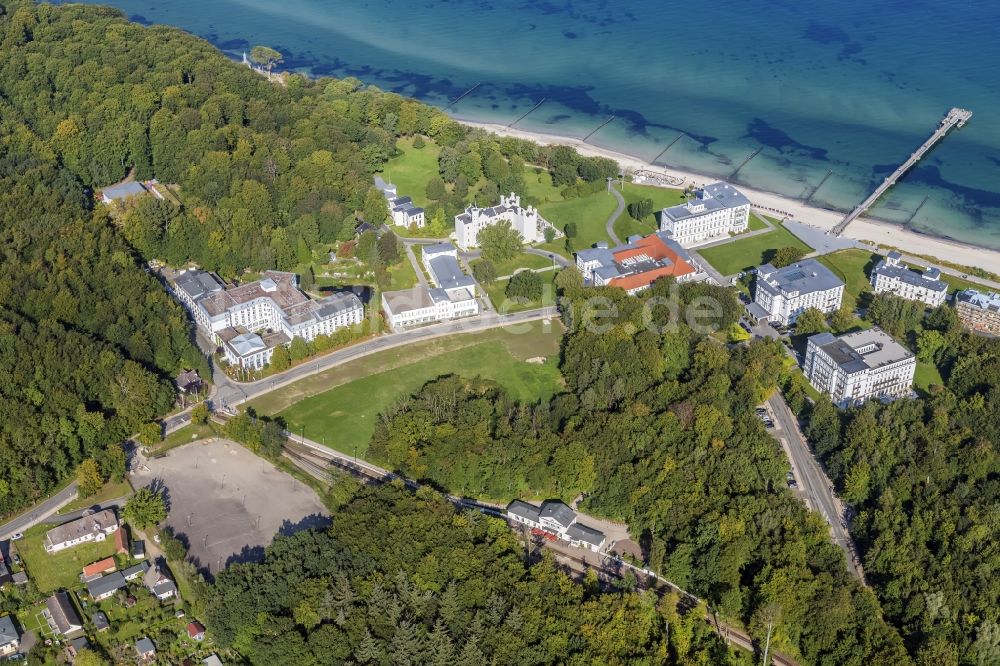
[
  {"x1": 955, "y1": 289, "x2": 1000, "y2": 336},
  {"x1": 753, "y1": 259, "x2": 845, "y2": 326},
  {"x1": 576, "y1": 231, "x2": 701, "y2": 294},
  {"x1": 804, "y1": 328, "x2": 915, "y2": 408},
  {"x1": 660, "y1": 182, "x2": 751, "y2": 246},
  {"x1": 870, "y1": 252, "x2": 947, "y2": 308}
]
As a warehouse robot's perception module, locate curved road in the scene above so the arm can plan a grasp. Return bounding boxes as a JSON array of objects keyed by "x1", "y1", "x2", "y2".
[
  {"x1": 605, "y1": 186, "x2": 626, "y2": 246},
  {"x1": 0, "y1": 482, "x2": 78, "y2": 540},
  {"x1": 213, "y1": 306, "x2": 559, "y2": 410}
]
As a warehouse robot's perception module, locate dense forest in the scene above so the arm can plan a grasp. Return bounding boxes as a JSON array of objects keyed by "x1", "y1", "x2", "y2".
[
  {"x1": 205, "y1": 483, "x2": 741, "y2": 665},
  {"x1": 0, "y1": 0, "x2": 612, "y2": 515},
  {"x1": 369, "y1": 275, "x2": 910, "y2": 665},
  {"x1": 785, "y1": 298, "x2": 1000, "y2": 664}
]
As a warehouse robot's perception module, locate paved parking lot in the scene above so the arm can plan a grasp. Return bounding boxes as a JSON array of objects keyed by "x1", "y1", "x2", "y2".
[{"x1": 132, "y1": 439, "x2": 329, "y2": 575}]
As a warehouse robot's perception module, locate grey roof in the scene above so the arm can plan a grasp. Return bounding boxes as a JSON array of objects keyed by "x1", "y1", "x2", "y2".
[
  {"x1": 45, "y1": 509, "x2": 118, "y2": 550},
  {"x1": 506, "y1": 500, "x2": 540, "y2": 522},
  {"x1": 0, "y1": 615, "x2": 18, "y2": 645},
  {"x1": 956, "y1": 289, "x2": 1000, "y2": 312},
  {"x1": 886, "y1": 250, "x2": 903, "y2": 260},
  {"x1": 87, "y1": 572, "x2": 127, "y2": 598},
  {"x1": 173, "y1": 270, "x2": 225, "y2": 302},
  {"x1": 313, "y1": 292, "x2": 363, "y2": 318},
  {"x1": 538, "y1": 501, "x2": 576, "y2": 529},
  {"x1": 756, "y1": 259, "x2": 844, "y2": 297},
  {"x1": 203, "y1": 656, "x2": 224, "y2": 666},
  {"x1": 153, "y1": 579, "x2": 177, "y2": 597},
  {"x1": 228, "y1": 332, "x2": 266, "y2": 357},
  {"x1": 746, "y1": 301, "x2": 771, "y2": 319},
  {"x1": 93, "y1": 611, "x2": 110, "y2": 631},
  {"x1": 662, "y1": 182, "x2": 749, "y2": 222},
  {"x1": 70, "y1": 636, "x2": 90, "y2": 651},
  {"x1": 11, "y1": 572, "x2": 27, "y2": 585},
  {"x1": 131, "y1": 540, "x2": 145, "y2": 557},
  {"x1": 566, "y1": 522, "x2": 606, "y2": 547},
  {"x1": 122, "y1": 561, "x2": 150, "y2": 580},
  {"x1": 872, "y1": 259, "x2": 947, "y2": 292},
  {"x1": 810, "y1": 328, "x2": 913, "y2": 373},
  {"x1": 423, "y1": 242, "x2": 456, "y2": 257},
  {"x1": 103, "y1": 181, "x2": 147, "y2": 201},
  {"x1": 136, "y1": 637, "x2": 156, "y2": 654},
  {"x1": 428, "y1": 255, "x2": 476, "y2": 291},
  {"x1": 46, "y1": 592, "x2": 82, "y2": 635}
]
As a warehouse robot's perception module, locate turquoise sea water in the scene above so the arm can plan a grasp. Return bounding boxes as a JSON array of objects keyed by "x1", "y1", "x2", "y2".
[{"x1": 83, "y1": 0, "x2": 1000, "y2": 251}]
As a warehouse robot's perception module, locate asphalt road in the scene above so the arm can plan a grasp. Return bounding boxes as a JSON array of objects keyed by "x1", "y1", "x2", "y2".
[
  {"x1": 0, "y1": 482, "x2": 78, "y2": 540},
  {"x1": 767, "y1": 393, "x2": 865, "y2": 581},
  {"x1": 213, "y1": 306, "x2": 559, "y2": 410},
  {"x1": 605, "y1": 186, "x2": 626, "y2": 246}
]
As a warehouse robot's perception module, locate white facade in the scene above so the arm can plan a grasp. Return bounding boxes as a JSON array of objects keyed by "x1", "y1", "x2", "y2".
[
  {"x1": 870, "y1": 252, "x2": 947, "y2": 308},
  {"x1": 753, "y1": 260, "x2": 845, "y2": 327},
  {"x1": 44, "y1": 510, "x2": 119, "y2": 553},
  {"x1": 660, "y1": 182, "x2": 750, "y2": 246},
  {"x1": 505, "y1": 500, "x2": 606, "y2": 552},
  {"x1": 455, "y1": 193, "x2": 547, "y2": 250},
  {"x1": 375, "y1": 175, "x2": 425, "y2": 228},
  {"x1": 804, "y1": 329, "x2": 915, "y2": 408},
  {"x1": 381, "y1": 285, "x2": 478, "y2": 330}
]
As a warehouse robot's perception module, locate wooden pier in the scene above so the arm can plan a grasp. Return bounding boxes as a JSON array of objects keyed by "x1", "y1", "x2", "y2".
[{"x1": 832, "y1": 107, "x2": 971, "y2": 236}]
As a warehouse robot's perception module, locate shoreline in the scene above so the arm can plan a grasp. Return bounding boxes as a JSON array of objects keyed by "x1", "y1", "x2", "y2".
[{"x1": 458, "y1": 119, "x2": 1000, "y2": 275}]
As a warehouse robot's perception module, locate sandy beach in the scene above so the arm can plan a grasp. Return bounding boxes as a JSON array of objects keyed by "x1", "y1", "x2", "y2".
[{"x1": 461, "y1": 120, "x2": 1000, "y2": 274}]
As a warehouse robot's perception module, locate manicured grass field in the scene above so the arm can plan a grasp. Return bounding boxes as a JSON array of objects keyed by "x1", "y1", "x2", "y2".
[
  {"x1": 484, "y1": 270, "x2": 560, "y2": 313},
  {"x1": 748, "y1": 212, "x2": 773, "y2": 231},
  {"x1": 381, "y1": 136, "x2": 442, "y2": 207},
  {"x1": 611, "y1": 184, "x2": 686, "y2": 242},
  {"x1": 698, "y1": 223, "x2": 813, "y2": 276},
  {"x1": 250, "y1": 322, "x2": 564, "y2": 459},
  {"x1": 19, "y1": 523, "x2": 120, "y2": 593},
  {"x1": 471, "y1": 252, "x2": 553, "y2": 278},
  {"x1": 915, "y1": 360, "x2": 944, "y2": 393},
  {"x1": 538, "y1": 190, "x2": 619, "y2": 251},
  {"x1": 522, "y1": 169, "x2": 564, "y2": 204},
  {"x1": 940, "y1": 273, "x2": 991, "y2": 296},
  {"x1": 817, "y1": 249, "x2": 881, "y2": 311}
]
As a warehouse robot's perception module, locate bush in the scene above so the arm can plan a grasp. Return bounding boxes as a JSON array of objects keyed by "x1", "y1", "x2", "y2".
[
  {"x1": 412, "y1": 135, "x2": 425, "y2": 149},
  {"x1": 627, "y1": 198, "x2": 654, "y2": 220}
]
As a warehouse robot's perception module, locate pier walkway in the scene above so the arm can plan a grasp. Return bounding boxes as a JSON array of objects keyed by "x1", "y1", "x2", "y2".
[{"x1": 832, "y1": 107, "x2": 971, "y2": 236}]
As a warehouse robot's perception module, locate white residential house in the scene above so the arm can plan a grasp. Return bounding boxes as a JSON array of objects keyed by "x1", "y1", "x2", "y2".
[
  {"x1": 659, "y1": 182, "x2": 750, "y2": 246},
  {"x1": 170, "y1": 270, "x2": 364, "y2": 370},
  {"x1": 144, "y1": 567, "x2": 178, "y2": 601},
  {"x1": 870, "y1": 251, "x2": 947, "y2": 307},
  {"x1": 803, "y1": 328, "x2": 916, "y2": 408},
  {"x1": 44, "y1": 510, "x2": 119, "y2": 553},
  {"x1": 455, "y1": 193, "x2": 549, "y2": 250},
  {"x1": 374, "y1": 175, "x2": 425, "y2": 228},
  {"x1": 505, "y1": 500, "x2": 606, "y2": 552},
  {"x1": 0, "y1": 616, "x2": 19, "y2": 657},
  {"x1": 753, "y1": 259, "x2": 845, "y2": 327}
]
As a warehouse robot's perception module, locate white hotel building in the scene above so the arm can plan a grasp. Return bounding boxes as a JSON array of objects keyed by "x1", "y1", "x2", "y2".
[
  {"x1": 660, "y1": 182, "x2": 750, "y2": 246},
  {"x1": 374, "y1": 175, "x2": 425, "y2": 228},
  {"x1": 171, "y1": 270, "x2": 364, "y2": 369},
  {"x1": 455, "y1": 193, "x2": 549, "y2": 250},
  {"x1": 381, "y1": 243, "x2": 479, "y2": 329},
  {"x1": 870, "y1": 251, "x2": 947, "y2": 308},
  {"x1": 804, "y1": 328, "x2": 916, "y2": 408},
  {"x1": 753, "y1": 259, "x2": 845, "y2": 327}
]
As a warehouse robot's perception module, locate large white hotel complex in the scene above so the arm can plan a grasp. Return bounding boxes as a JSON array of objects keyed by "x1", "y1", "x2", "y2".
[
  {"x1": 171, "y1": 269, "x2": 364, "y2": 369},
  {"x1": 870, "y1": 251, "x2": 947, "y2": 308},
  {"x1": 660, "y1": 182, "x2": 750, "y2": 246},
  {"x1": 381, "y1": 242, "x2": 479, "y2": 329},
  {"x1": 455, "y1": 193, "x2": 551, "y2": 250},
  {"x1": 752, "y1": 259, "x2": 845, "y2": 327},
  {"x1": 803, "y1": 328, "x2": 916, "y2": 408}
]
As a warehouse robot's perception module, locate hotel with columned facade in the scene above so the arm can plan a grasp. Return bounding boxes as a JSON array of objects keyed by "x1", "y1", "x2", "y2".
[
  {"x1": 752, "y1": 259, "x2": 845, "y2": 327},
  {"x1": 171, "y1": 269, "x2": 364, "y2": 370},
  {"x1": 803, "y1": 328, "x2": 915, "y2": 408},
  {"x1": 870, "y1": 251, "x2": 947, "y2": 308},
  {"x1": 659, "y1": 182, "x2": 750, "y2": 246}
]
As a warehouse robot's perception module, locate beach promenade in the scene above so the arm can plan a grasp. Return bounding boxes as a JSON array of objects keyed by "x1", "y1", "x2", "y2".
[{"x1": 460, "y1": 120, "x2": 1000, "y2": 276}]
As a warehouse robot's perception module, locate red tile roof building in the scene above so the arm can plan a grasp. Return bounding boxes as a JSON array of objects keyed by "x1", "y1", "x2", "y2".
[{"x1": 576, "y1": 232, "x2": 701, "y2": 294}]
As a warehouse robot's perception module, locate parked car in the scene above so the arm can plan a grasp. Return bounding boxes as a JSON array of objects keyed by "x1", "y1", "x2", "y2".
[{"x1": 9, "y1": 532, "x2": 23, "y2": 541}]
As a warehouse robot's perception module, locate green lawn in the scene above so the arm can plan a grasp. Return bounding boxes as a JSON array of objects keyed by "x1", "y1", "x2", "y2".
[
  {"x1": 471, "y1": 252, "x2": 553, "y2": 278},
  {"x1": 538, "y1": 190, "x2": 619, "y2": 252},
  {"x1": 698, "y1": 223, "x2": 813, "y2": 276},
  {"x1": 385, "y1": 256, "x2": 419, "y2": 290},
  {"x1": 915, "y1": 361, "x2": 944, "y2": 393},
  {"x1": 157, "y1": 423, "x2": 219, "y2": 454},
  {"x1": 19, "y1": 523, "x2": 121, "y2": 593},
  {"x1": 250, "y1": 322, "x2": 564, "y2": 459},
  {"x1": 380, "y1": 136, "x2": 441, "y2": 208},
  {"x1": 817, "y1": 249, "x2": 881, "y2": 311},
  {"x1": 522, "y1": 169, "x2": 564, "y2": 205},
  {"x1": 17, "y1": 601, "x2": 55, "y2": 640},
  {"x1": 748, "y1": 212, "x2": 773, "y2": 231},
  {"x1": 940, "y1": 273, "x2": 992, "y2": 296},
  {"x1": 611, "y1": 183, "x2": 688, "y2": 241},
  {"x1": 484, "y1": 271, "x2": 560, "y2": 313},
  {"x1": 58, "y1": 480, "x2": 133, "y2": 515}
]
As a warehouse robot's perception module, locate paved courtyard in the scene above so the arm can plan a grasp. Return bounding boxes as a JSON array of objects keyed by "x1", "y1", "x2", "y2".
[{"x1": 132, "y1": 439, "x2": 329, "y2": 575}]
